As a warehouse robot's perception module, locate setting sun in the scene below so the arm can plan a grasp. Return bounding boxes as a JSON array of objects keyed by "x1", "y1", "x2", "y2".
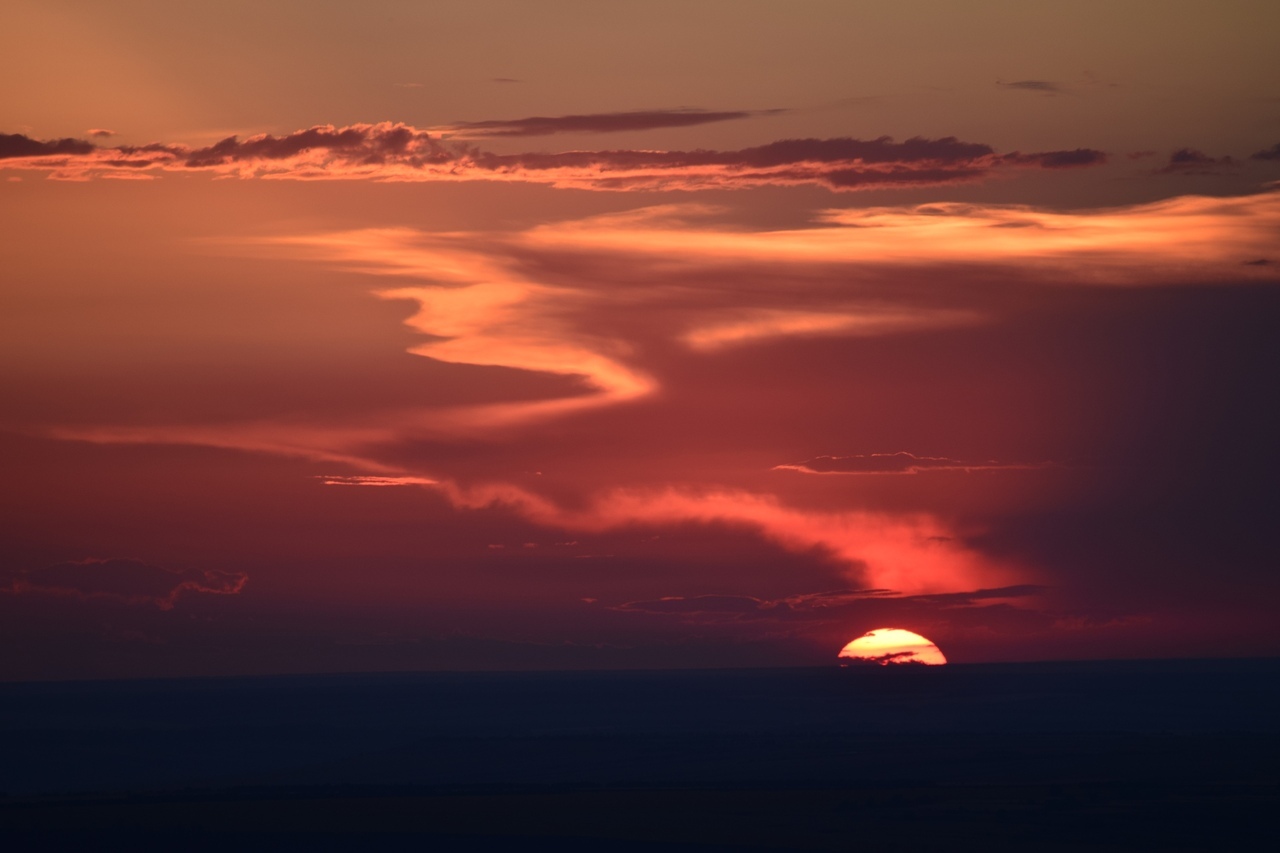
[{"x1": 839, "y1": 629, "x2": 948, "y2": 666}]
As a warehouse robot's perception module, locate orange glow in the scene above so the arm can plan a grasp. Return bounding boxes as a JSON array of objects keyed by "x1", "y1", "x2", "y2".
[
  {"x1": 838, "y1": 628, "x2": 948, "y2": 666},
  {"x1": 527, "y1": 193, "x2": 1280, "y2": 284},
  {"x1": 0, "y1": 122, "x2": 1103, "y2": 191}
]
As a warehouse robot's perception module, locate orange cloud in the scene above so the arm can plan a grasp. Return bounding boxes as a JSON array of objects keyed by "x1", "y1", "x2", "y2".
[
  {"x1": 530, "y1": 193, "x2": 1280, "y2": 283},
  {"x1": 320, "y1": 475, "x2": 439, "y2": 486}
]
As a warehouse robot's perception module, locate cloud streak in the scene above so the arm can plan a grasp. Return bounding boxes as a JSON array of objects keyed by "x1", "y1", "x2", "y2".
[
  {"x1": 0, "y1": 123, "x2": 1105, "y2": 191},
  {"x1": 442, "y1": 108, "x2": 782, "y2": 137},
  {"x1": 775, "y1": 452, "x2": 1056, "y2": 475}
]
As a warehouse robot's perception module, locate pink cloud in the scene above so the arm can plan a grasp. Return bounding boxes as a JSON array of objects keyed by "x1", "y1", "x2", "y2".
[{"x1": 420, "y1": 480, "x2": 1024, "y2": 595}]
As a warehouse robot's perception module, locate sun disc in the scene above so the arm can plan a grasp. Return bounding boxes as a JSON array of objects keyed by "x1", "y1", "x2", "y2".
[{"x1": 838, "y1": 628, "x2": 947, "y2": 666}]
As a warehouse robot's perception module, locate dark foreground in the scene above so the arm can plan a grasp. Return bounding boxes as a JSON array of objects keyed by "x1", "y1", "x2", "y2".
[{"x1": 2, "y1": 660, "x2": 1278, "y2": 850}]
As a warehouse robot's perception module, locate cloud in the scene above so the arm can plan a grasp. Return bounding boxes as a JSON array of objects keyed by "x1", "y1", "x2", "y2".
[
  {"x1": 1157, "y1": 148, "x2": 1236, "y2": 175},
  {"x1": 774, "y1": 452, "x2": 1055, "y2": 475},
  {"x1": 1002, "y1": 148, "x2": 1107, "y2": 168},
  {"x1": 681, "y1": 308, "x2": 979, "y2": 350},
  {"x1": 444, "y1": 108, "x2": 782, "y2": 137},
  {"x1": 997, "y1": 80, "x2": 1065, "y2": 94},
  {"x1": 320, "y1": 475, "x2": 439, "y2": 486},
  {"x1": 1, "y1": 558, "x2": 247, "y2": 610},
  {"x1": 788, "y1": 585, "x2": 1046, "y2": 609},
  {"x1": 0, "y1": 132, "x2": 95, "y2": 159},
  {"x1": 86, "y1": 128, "x2": 116, "y2": 138},
  {"x1": 0, "y1": 124, "x2": 1106, "y2": 191},
  {"x1": 1251, "y1": 142, "x2": 1280, "y2": 161},
  {"x1": 840, "y1": 649, "x2": 930, "y2": 664},
  {"x1": 49, "y1": 190, "x2": 1280, "y2": 465}
]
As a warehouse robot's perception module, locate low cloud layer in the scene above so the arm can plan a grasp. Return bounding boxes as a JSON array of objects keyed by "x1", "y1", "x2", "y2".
[
  {"x1": 0, "y1": 121, "x2": 1105, "y2": 191},
  {"x1": 1157, "y1": 148, "x2": 1236, "y2": 175}
]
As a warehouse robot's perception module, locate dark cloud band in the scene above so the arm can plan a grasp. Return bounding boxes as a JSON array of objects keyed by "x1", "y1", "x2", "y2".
[{"x1": 0, "y1": 122, "x2": 1107, "y2": 191}]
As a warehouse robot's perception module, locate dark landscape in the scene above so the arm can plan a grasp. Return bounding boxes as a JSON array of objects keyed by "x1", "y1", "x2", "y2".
[{"x1": 3, "y1": 659, "x2": 1277, "y2": 849}]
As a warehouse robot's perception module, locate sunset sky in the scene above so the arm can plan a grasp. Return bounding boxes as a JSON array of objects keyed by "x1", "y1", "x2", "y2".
[{"x1": 3, "y1": 0, "x2": 1279, "y2": 679}]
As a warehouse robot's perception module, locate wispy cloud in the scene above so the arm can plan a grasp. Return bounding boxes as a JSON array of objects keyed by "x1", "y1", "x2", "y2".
[
  {"x1": 424, "y1": 481, "x2": 1025, "y2": 594},
  {"x1": 48, "y1": 191, "x2": 1280, "y2": 461},
  {"x1": 442, "y1": 108, "x2": 784, "y2": 138},
  {"x1": 319, "y1": 475, "x2": 439, "y2": 486}
]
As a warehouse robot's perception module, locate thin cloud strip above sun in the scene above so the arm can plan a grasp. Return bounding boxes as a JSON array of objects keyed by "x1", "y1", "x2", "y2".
[{"x1": 839, "y1": 629, "x2": 948, "y2": 666}]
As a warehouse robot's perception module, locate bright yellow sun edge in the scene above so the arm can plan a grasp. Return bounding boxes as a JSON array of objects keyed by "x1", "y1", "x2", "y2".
[{"x1": 838, "y1": 628, "x2": 948, "y2": 666}]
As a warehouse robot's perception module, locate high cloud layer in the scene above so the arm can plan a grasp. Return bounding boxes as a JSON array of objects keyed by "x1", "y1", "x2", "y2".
[
  {"x1": 441, "y1": 108, "x2": 783, "y2": 137},
  {"x1": 0, "y1": 121, "x2": 1105, "y2": 191}
]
